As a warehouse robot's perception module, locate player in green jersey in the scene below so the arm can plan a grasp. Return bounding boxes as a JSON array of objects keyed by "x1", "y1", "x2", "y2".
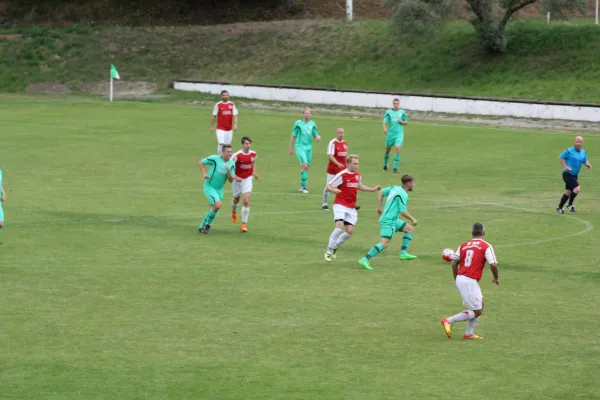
[
  {"x1": 358, "y1": 174, "x2": 418, "y2": 270},
  {"x1": 382, "y1": 98, "x2": 408, "y2": 173},
  {"x1": 198, "y1": 145, "x2": 241, "y2": 234},
  {"x1": 288, "y1": 108, "x2": 321, "y2": 193}
]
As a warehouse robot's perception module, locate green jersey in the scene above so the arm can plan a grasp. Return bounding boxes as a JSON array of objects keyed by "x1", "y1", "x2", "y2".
[
  {"x1": 379, "y1": 186, "x2": 409, "y2": 224},
  {"x1": 383, "y1": 109, "x2": 408, "y2": 136},
  {"x1": 292, "y1": 120, "x2": 319, "y2": 149},
  {"x1": 201, "y1": 155, "x2": 235, "y2": 190}
]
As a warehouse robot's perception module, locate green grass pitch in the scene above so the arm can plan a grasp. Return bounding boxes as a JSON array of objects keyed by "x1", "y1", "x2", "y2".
[{"x1": 1, "y1": 95, "x2": 599, "y2": 399}]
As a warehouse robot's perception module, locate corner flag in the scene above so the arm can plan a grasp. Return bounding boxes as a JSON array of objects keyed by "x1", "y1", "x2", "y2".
[
  {"x1": 109, "y1": 64, "x2": 119, "y2": 102},
  {"x1": 110, "y1": 64, "x2": 120, "y2": 80}
]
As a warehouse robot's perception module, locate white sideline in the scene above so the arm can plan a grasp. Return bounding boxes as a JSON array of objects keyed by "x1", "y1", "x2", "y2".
[{"x1": 174, "y1": 80, "x2": 600, "y2": 123}]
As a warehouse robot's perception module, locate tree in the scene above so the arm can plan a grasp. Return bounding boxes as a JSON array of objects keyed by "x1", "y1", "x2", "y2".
[{"x1": 386, "y1": 0, "x2": 586, "y2": 54}]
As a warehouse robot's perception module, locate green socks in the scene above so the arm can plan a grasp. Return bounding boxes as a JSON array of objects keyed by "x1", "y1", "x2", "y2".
[
  {"x1": 384, "y1": 153, "x2": 390, "y2": 167},
  {"x1": 393, "y1": 154, "x2": 400, "y2": 170},
  {"x1": 300, "y1": 170, "x2": 309, "y2": 188},
  {"x1": 366, "y1": 243, "x2": 385, "y2": 260},
  {"x1": 401, "y1": 232, "x2": 412, "y2": 255}
]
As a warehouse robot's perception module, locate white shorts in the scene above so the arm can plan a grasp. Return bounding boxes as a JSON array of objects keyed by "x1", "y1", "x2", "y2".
[
  {"x1": 326, "y1": 173, "x2": 336, "y2": 184},
  {"x1": 333, "y1": 204, "x2": 358, "y2": 226},
  {"x1": 216, "y1": 129, "x2": 233, "y2": 145},
  {"x1": 232, "y1": 176, "x2": 253, "y2": 197},
  {"x1": 455, "y1": 275, "x2": 483, "y2": 310}
]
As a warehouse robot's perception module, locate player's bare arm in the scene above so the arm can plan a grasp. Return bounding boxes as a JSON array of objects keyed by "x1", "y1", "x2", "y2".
[
  {"x1": 329, "y1": 154, "x2": 344, "y2": 169},
  {"x1": 559, "y1": 157, "x2": 571, "y2": 171},
  {"x1": 382, "y1": 123, "x2": 388, "y2": 134},
  {"x1": 400, "y1": 211, "x2": 418, "y2": 226},
  {"x1": 209, "y1": 115, "x2": 216, "y2": 134},
  {"x1": 585, "y1": 160, "x2": 593, "y2": 170},
  {"x1": 358, "y1": 184, "x2": 381, "y2": 193},
  {"x1": 253, "y1": 160, "x2": 259, "y2": 180},
  {"x1": 315, "y1": 135, "x2": 321, "y2": 142},
  {"x1": 232, "y1": 115, "x2": 238, "y2": 131},
  {"x1": 490, "y1": 263, "x2": 500, "y2": 285},
  {"x1": 451, "y1": 259, "x2": 459, "y2": 280},
  {"x1": 199, "y1": 161, "x2": 209, "y2": 179},
  {"x1": 326, "y1": 183, "x2": 341, "y2": 194},
  {"x1": 288, "y1": 136, "x2": 296, "y2": 155}
]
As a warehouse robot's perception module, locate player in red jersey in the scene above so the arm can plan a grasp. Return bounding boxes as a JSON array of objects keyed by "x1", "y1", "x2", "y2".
[
  {"x1": 209, "y1": 90, "x2": 239, "y2": 155},
  {"x1": 324, "y1": 154, "x2": 381, "y2": 262},
  {"x1": 231, "y1": 136, "x2": 258, "y2": 232},
  {"x1": 441, "y1": 223, "x2": 499, "y2": 340},
  {"x1": 322, "y1": 128, "x2": 348, "y2": 210}
]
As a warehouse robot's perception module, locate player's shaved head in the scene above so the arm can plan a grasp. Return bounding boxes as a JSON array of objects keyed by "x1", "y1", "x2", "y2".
[
  {"x1": 336, "y1": 128, "x2": 345, "y2": 139},
  {"x1": 472, "y1": 222, "x2": 485, "y2": 237},
  {"x1": 574, "y1": 136, "x2": 584, "y2": 150}
]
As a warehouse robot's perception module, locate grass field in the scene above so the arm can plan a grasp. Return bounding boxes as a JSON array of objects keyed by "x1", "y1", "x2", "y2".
[
  {"x1": 4, "y1": 19, "x2": 600, "y2": 103},
  {"x1": 1, "y1": 94, "x2": 599, "y2": 399}
]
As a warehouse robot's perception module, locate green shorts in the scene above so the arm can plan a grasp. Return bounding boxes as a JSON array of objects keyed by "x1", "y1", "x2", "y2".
[
  {"x1": 380, "y1": 219, "x2": 407, "y2": 239},
  {"x1": 204, "y1": 185, "x2": 223, "y2": 206},
  {"x1": 386, "y1": 134, "x2": 404, "y2": 148},
  {"x1": 295, "y1": 148, "x2": 313, "y2": 166}
]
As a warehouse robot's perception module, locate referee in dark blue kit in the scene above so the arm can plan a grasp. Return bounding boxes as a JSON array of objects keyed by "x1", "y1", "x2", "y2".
[{"x1": 557, "y1": 136, "x2": 592, "y2": 214}]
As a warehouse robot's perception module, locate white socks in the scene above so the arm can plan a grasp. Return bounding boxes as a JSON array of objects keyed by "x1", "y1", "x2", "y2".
[
  {"x1": 465, "y1": 316, "x2": 480, "y2": 335},
  {"x1": 322, "y1": 187, "x2": 329, "y2": 206},
  {"x1": 241, "y1": 207, "x2": 249, "y2": 223},
  {"x1": 328, "y1": 228, "x2": 343, "y2": 250},
  {"x1": 448, "y1": 310, "x2": 475, "y2": 323},
  {"x1": 217, "y1": 144, "x2": 223, "y2": 155},
  {"x1": 335, "y1": 232, "x2": 352, "y2": 248}
]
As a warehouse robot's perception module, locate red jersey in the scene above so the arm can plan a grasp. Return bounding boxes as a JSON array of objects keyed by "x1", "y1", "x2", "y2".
[
  {"x1": 212, "y1": 101, "x2": 238, "y2": 131},
  {"x1": 326, "y1": 139, "x2": 348, "y2": 175},
  {"x1": 232, "y1": 150, "x2": 256, "y2": 179},
  {"x1": 328, "y1": 169, "x2": 361, "y2": 208},
  {"x1": 453, "y1": 239, "x2": 497, "y2": 282}
]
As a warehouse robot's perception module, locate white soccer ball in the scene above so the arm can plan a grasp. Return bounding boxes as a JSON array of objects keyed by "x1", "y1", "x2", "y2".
[{"x1": 441, "y1": 248, "x2": 454, "y2": 262}]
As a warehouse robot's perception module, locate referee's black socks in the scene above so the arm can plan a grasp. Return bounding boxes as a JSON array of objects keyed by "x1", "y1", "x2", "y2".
[
  {"x1": 568, "y1": 192, "x2": 578, "y2": 206},
  {"x1": 559, "y1": 194, "x2": 569, "y2": 208}
]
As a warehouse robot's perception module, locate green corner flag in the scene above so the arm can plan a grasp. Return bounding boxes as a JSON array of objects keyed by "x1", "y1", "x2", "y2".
[{"x1": 110, "y1": 64, "x2": 120, "y2": 80}]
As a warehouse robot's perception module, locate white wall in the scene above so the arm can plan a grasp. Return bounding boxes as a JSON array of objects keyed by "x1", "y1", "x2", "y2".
[{"x1": 173, "y1": 80, "x2": 600, "y2": 122}]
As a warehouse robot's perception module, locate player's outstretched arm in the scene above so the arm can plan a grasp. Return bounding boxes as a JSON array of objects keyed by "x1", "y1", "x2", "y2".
[
  {"x1": 490, "y1": 263, "x2": 500, "y2": 285},
  {"x1": 358, "y1": 184, "x2": 381, "y2": 193}
]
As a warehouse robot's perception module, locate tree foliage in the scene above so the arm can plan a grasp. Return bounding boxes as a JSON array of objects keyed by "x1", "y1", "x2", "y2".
[{"x1": 386, "y1": 0, "x2": 587, "y2": 54}]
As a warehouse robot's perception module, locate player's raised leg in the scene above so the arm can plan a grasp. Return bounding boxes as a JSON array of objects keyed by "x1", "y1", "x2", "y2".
[
  {"x1": 358, "y1": 237, "x2": 390, "y2": 270},
  {"x1": 325, "y1": 208, "x2": 356, "y2": 261}
]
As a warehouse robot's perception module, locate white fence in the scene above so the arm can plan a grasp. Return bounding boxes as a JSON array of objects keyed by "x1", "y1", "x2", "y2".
[{"x1": 173, "y1": 80, "x2": 600, "y2": 122}]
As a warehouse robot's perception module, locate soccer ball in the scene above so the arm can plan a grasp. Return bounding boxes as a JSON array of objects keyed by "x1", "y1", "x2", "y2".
[{"x1": 441, "y1": 248, "x2": 454, "y2": 262}]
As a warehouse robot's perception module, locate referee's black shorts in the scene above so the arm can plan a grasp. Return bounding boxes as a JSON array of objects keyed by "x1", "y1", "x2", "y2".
[{"x1": 563, "y1": 171, "x2": 579, "y2": 191}]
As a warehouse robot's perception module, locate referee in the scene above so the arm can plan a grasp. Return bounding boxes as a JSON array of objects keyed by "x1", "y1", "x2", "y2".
[{"x1": 557, "y1": 136, "x2": 592, "y2": 213}]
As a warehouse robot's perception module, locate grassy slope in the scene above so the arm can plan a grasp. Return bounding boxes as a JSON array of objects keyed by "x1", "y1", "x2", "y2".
[{"x1": 2, "y1": 19, "x2": 600, "y2": 102}]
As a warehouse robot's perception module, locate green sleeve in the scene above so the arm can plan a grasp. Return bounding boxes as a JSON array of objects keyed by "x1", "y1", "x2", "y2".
[
  {"x1": 383, "y1": 111, "x2": 390, "y2": 123},
  {"x1": 292, "y1": 121, "x2": 300, "y2": 137},
  {"x1": 382, "y1": 186, "x2": 392, "y2": 197},
  {"x1": 312, "y1": 123, "x2": 319, "y2": 138},
  {"x1": 401, "y1": 111, "x2": 408, "y2": 122},
  {"x1": 229, "y1": 162, "x2": 236, "y2": 175}
]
